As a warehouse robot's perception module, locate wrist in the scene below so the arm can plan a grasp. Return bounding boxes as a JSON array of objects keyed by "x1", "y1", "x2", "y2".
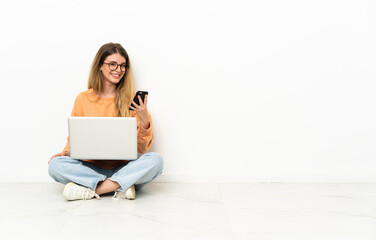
[{"x1": 140, "y1": 120, "x2": 150, "y2": 129}]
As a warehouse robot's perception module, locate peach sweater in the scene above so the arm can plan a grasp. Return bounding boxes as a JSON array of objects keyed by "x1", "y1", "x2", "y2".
[{"x1": 62, "y1": 89, "x2": 153, "y2": 169}]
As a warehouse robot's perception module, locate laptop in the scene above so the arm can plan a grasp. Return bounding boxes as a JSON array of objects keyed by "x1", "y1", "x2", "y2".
[{"x1": 68, "y1": 117, "x2": 137, "y2": 160}]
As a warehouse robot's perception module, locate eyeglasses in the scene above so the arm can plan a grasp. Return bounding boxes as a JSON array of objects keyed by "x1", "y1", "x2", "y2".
[{"x1": 103, "y1": 62, "x2": 128, "y2": 72}]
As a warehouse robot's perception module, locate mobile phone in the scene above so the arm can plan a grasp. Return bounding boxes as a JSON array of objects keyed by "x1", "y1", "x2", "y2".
[{"x1": 129, "y1": 91, "x2": 148, "y2": 110}]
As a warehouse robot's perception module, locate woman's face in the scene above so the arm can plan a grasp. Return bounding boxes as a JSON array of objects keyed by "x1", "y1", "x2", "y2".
[{"x1": 100, "y1": 53, "x2": 126, "y2": 85}]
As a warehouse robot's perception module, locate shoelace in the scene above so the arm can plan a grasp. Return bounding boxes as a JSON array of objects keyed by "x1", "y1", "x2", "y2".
[
  {"x1": 83, "y1": 188, "x2": 100, "y2": 200},
  {"x1": 112, "y1": 191, "x2": 121, "y2": 200}
]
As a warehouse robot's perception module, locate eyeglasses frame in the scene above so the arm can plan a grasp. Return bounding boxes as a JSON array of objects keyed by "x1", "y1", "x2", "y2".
[{"x1": 102, "y1": 61, "x2": 128, "y2": 72}]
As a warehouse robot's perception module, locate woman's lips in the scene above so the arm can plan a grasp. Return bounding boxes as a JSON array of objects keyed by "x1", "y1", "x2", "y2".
[{"x1": 111, "y1": 73, "x2": 122, "y2": 79}]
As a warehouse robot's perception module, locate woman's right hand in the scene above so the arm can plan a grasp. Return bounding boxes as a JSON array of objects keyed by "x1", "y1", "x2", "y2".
[{"x1": 49, "y1": 151, "x2": 70, "y2": 163}]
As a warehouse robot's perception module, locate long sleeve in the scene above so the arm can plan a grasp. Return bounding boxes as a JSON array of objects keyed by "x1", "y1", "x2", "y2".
[
  {"x1": 62, "y1": 94, "x2": 83, "y2": 153},
  {"x1": 136, "y1": 111, "x2": 154, "y2": 154}
]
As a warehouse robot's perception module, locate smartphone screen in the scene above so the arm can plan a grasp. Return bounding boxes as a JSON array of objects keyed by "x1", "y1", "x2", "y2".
[{"x1": 130, "y1": 91, "x2": 148, "y2": 110}]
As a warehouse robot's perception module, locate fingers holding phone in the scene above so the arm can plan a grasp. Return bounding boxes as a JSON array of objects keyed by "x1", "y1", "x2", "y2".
[
  {"x1": 138, "y1": 93, "x2": 147, "y2": 107},
  {"x1": 129, "y1": 91, "x2": 148, "y2": 110},
  {"x1": 129, "y1": 91, "x2": 150, "y2": 129},
  {"x1": 132, "y1": 94, "x2": 147, "y2": 110}
]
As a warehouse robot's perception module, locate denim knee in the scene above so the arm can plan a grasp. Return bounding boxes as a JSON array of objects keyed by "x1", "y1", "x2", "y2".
[
  {"x1": 48, "y1": 156, "x2": 76, "y2": 180},
  {"x1": 143, "y1": 152, "x2": 164, "y2": 173}
]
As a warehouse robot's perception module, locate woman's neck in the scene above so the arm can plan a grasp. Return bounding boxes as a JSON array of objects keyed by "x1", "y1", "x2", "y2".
[{"x1": 99, "y1": 82, "x2": 116, "y2": 98}]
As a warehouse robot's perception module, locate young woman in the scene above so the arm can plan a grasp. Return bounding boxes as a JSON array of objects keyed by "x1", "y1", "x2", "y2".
[{"x1": 48, "y1": 43, "x2": 163, "y2": 201}]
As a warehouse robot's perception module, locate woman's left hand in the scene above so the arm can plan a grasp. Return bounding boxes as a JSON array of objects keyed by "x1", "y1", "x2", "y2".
[{"x1": 129, "y1": 94, "x2": 150, "y2": 129}]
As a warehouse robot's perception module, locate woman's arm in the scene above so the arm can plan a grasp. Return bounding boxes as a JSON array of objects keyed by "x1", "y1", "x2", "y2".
[
  {"x1": 137, "y1": 112, "x2": 153, "y2": 154},
  {"x1": 129, "y1": 94, "x2": 154, "y2": 153},
  {"x1": 61, "y1": 94, "x2": 84, "y2": 155}
]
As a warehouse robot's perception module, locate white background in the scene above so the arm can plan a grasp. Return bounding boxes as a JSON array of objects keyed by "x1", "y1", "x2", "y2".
[{"x1": 0, "y1": 0, "x2": 375, "y2": 182}]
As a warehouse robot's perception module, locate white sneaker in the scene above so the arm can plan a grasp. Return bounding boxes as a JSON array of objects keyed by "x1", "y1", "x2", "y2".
[
  {"x1": 112, "y1": 185, "x2": 136, "y2": 200},
  {"x1": 63, "y1": 182, "x2": 100, "y2": 201}
]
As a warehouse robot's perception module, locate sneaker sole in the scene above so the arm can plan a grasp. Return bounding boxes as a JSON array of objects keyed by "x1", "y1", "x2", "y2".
[{"x1": 63, "y1": 182, "x2": 75, "y2": 200}]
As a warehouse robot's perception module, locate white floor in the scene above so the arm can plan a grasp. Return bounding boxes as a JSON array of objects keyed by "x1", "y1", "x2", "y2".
[{"x1": 1, "y1": 182, "x2": 375, "y2": 240}]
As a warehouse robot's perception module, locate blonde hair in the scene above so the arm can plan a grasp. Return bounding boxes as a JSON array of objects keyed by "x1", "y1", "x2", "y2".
[{"x1": 88, "y1": 43, "x2": 134, "y2": 117}]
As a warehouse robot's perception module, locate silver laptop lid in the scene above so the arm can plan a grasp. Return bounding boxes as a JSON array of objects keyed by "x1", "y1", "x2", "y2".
[{"x1": 68, "y1": 117, "x2": 137, "y2": 160}]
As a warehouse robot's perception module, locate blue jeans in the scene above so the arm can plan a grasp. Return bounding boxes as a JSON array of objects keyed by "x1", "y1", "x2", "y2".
[{"x1": 48, "y1": 152, "x2": 163, "y2": 192}]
